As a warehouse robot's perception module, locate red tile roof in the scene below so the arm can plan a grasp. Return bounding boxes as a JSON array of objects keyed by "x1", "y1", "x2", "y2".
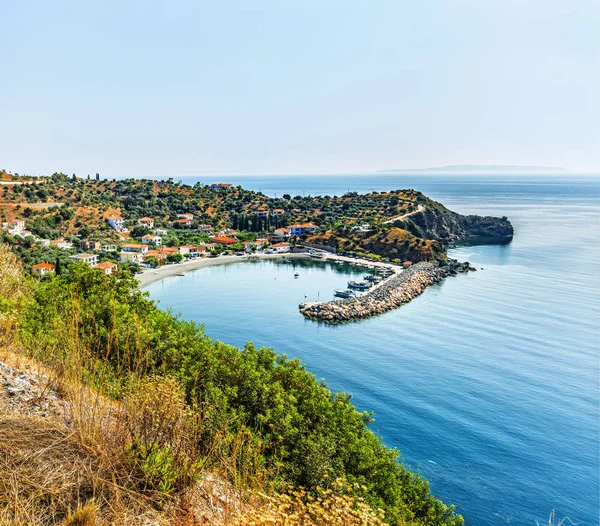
[
  {"x1": 210, "y1": 236, "x2": 237, "y2": 245},
  {"x1": 32, "y1": 263, "x2": 54, "y2": 270},
  {"x1": 93, "y1": 262, "x2": 117, "y2": 270}
]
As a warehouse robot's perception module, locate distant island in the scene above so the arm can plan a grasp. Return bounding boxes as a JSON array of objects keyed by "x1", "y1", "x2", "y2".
[{"x1": 380, "y1": 164, "x2": 569, "y2": 174}]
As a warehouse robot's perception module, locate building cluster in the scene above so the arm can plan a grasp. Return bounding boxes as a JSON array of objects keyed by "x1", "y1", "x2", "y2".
[
  {"x1": 2, "y1": 220, "x2": 33, "y2": 239},
  {"x1": 9, "y1": 208, "x2": 320, "y2": 279}
]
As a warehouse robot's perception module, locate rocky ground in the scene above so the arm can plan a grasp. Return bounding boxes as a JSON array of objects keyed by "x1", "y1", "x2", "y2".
[
  {"x1": 299, "y1": 259, "x2": 474, "y2": 322},
  {"x1": 0, "y1": 357, "x2": 69, "y2": 419}
]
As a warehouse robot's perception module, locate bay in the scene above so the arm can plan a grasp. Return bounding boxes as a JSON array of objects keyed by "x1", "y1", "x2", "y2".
[{"x1": 144, "y1": 174, "x2": 600, "y2": 525}]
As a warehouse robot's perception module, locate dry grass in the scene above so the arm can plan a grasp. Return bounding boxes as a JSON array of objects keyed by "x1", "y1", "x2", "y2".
[{"x1": 0, "y1": 415, "x2": 165, "y2": 526}]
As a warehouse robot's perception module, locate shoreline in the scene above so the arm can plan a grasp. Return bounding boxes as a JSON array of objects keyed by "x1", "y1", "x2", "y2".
[{"x1": 136, "y1": 252, "x2": 311, "y2": 288}]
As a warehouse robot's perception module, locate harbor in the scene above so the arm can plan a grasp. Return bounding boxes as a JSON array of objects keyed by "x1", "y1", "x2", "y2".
[{"x1": 299, "y1": 260, "x2": 474, "y2": 322}]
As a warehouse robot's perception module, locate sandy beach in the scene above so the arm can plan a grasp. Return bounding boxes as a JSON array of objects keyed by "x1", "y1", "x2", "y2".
[{"x1": 136, "y1": 252, "x2": 311, "y2": 288}]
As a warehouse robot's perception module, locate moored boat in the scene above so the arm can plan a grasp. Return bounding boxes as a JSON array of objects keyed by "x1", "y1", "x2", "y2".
[
  {"x1": 334, "y1": 289, "x2": 356, "y2": 298},
  {"x1": 347, "y1": 280, "x2": 370, "y2": 290}
]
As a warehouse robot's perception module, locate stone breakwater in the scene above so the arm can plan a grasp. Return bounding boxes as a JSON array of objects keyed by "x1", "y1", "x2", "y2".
[{"x1": 299, "y1": 260, "x2": 474, "y2": 323}]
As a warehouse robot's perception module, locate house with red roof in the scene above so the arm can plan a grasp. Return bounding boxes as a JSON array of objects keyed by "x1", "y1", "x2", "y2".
[
  {"x1": 31, "y1": 262, "x2": 54, "y2": 277},
  {"x1": 271, "y1": 242, "x2": 291, "y2": 253},
  {"x1": 210, "y1": 236, "x2": 237, "y2": 246},
  {"x1": 93, "y1": 261, "x2": 118, "y2": 275}
]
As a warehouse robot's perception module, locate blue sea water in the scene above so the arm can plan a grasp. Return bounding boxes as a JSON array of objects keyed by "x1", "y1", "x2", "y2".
[{"x1": 144, "y1": 175, "x2": 600, "y2": 526}]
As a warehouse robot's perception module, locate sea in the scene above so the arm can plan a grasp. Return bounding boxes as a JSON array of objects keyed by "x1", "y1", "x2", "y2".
[{"x1": 142, "y1": 174, "x2": 600, "y2": 526}]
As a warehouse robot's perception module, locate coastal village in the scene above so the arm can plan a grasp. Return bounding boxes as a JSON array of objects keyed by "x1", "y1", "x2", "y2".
[{"x1": 0, "y1": 171, "x2": 511, "y2": 321}]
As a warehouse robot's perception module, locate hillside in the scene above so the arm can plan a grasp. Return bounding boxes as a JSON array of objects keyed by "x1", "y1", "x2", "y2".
[{"x1": 0, "y1": 172, "x2": 513, "y2": 271}]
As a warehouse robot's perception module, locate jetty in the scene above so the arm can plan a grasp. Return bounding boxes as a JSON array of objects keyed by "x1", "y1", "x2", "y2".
[{"x1": 299, "y1": 260, "x2": 474, "y2": 322}]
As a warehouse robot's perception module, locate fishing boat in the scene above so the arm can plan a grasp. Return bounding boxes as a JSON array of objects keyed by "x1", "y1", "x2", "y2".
[
  {"x1": 363, "y1": 274, "x2": 377, "y2": 281},
  {"x1": 334, "y1": 289, "x2": 356, "y2": 298},
  {"x1": 294, "y1": 271, "x2": 300, "y2": 278},
  {"x1": 347, "y1": 280, "x2": 370, "y2": 290},
  {"x1": 309, "y1": 252, "x2": 324, "y2": 259},
  {"x1": 176, "y1": 272, "x2": 185, "y2": 276}
]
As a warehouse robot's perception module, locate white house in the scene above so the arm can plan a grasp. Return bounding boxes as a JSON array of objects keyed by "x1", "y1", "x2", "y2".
[
  {"x1": 155, "y1": 228, "x2": 168, "y2": 236},
  {"x1": 106, "y1": 217, "x2": 124, "y2": 230},
  {"x1": 31, "y1": 262, "x2": 54, "y2": 277},
  {"x1": 119, "y1": 251, "x2": 143, "y2": 264},
  {"x1": 179, "y1": 245, "x2": 201, "y2": 257},
  {"x1": 15, "y1": 230, "x2": 33, "y2": 238},
  {"x1": 141, "y1": 234, "x2": 162, "y2": 246},
  {"x1": 271, "y1": 243, "x2": 291, "y2": 253},
  {"x1": 138, "y1": 217, "x2": 154, "y2": 228},
  {"x1": 50, "y1": 239, "x2": 73, "y2": 249},
  {"x1": 39, "y1": 239, "x2": 50, "y2": 248},
  {"x1": 93, "y1": 261, "x2": 118, "y2": 275},
  {"x1": 6, "y1": 220, "x2": 25, "y2": 231},
  {"x1": 100, "y1": 244, "x2": 118, "y2": 252},
  {"x1": 69, "y1": 253, "x2": 99, "y2": 266},
  {"x1": 177, "y1": 213, "x2": 194, "y2": 220}
]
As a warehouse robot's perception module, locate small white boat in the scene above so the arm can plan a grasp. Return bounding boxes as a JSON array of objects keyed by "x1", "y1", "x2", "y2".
[{"x1": 294, "y1": 272, "x2": 300, "y2": 278}]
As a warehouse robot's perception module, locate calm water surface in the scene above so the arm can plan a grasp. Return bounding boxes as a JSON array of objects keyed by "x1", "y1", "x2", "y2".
[{"x1": 145, "y1": 175, "x2": 600, "y2": 525}]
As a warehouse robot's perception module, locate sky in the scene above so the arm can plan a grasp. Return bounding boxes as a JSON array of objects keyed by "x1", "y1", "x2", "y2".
[{"x1": 1, "y1": 0, "x2": 598, "y2": 177}]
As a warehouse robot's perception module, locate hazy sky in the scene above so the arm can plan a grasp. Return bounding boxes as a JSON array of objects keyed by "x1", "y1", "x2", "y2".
[{"x1": 1, "y1": 1, "x2": 598, "y2": 176}]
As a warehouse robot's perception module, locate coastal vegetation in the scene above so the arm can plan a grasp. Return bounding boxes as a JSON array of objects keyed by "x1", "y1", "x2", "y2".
[{"x1": 0, "y1": 243, "x2": 463, "y2": 525}]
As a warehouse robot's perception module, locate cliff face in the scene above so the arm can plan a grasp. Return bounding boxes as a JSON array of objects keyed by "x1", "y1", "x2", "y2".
[{"x1": 401, "y1": 202, "x2": 514, "y2": 246}]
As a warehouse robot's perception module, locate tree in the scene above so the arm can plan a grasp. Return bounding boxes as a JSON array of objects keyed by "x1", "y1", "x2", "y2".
[
  {"x1": 55, "y1": 258, "x2": 62, "y2": 276},
  {"x1": 167, "y1": 253, "x2": 183, "y2": 264},
  {"x1": 131, "y1": 225, "x2": 149, "y2": 238},
  {"x1": 146, "y1": 255, "x2": 159, "y2": 268}
]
